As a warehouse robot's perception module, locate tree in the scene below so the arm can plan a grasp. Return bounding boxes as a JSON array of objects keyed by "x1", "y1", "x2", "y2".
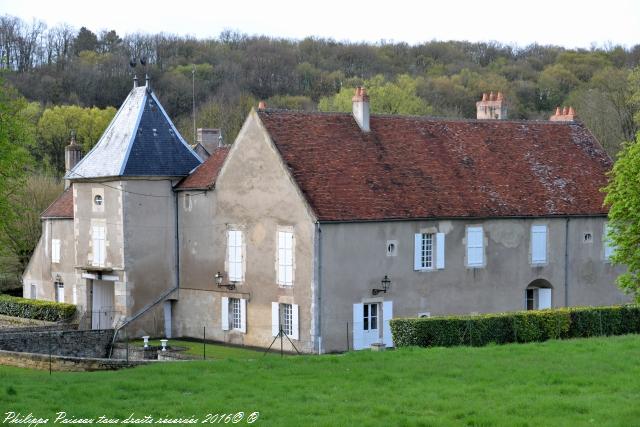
[
  {"x1": 318, "y1": 74, "x2": 432, "y2": 116},
  {"x1": 74, "y1": 26, "x2": 98, "y2": 54},
  {"x1": 36, "y1": 105, "x2": 116, "y2": 175},
  {"x1": 0, "y1": 174, "x2": 62, "y2": 285},
  {"x1": 604, "y1": 132, "x2": 640, "y2": 302}
]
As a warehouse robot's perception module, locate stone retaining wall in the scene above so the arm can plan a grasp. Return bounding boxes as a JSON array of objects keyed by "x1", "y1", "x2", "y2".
[
  {"x1": 0, "y1": 329, "x2": 114, "y2": 358},
  {"x1": 0, "y1": 349, "x2": 149, "y2": 371}
]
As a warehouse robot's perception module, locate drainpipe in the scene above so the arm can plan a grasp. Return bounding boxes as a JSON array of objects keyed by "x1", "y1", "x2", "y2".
[
  {"x1": 564, "y1": 218, "x2": 570, "y2": 307},
  {"x1": 315, "y1": 222, "x2": 323, "y2": 354}
]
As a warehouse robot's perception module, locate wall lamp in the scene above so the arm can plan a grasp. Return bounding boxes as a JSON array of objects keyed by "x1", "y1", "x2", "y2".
[
  {"x1": 372, "y1": 275, "x2": 391, "y2": 295},
  {"x1": 215, "y1": 271, "x2": 236, "y2": 291}
]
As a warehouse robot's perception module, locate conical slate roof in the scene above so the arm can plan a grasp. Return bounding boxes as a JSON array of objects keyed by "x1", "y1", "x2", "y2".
[{"x1": 66, "y1": 85, "x2": 201, "y2": 180}]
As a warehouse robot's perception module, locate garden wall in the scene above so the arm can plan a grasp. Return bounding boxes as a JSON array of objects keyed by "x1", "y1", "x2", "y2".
[{"x1": 0, "y1": 329, "x2": 114, "y2": 358}]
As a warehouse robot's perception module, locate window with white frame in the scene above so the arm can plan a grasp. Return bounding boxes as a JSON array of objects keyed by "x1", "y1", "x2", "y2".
[
  {"x1": 272, "y1": 302, "x2": 299, "y2": 339},
  {"x1": 92, "y1": 225, "x2": 106, "y2": 267},
  {"x1": 414, "y1": 232, "x2": 445, "y2": 270},
  {"x1": 466, "y1": 226, "x2": 484, "y2": 267},
  {"x1": 51, "y1": 239, "x2": 61, "y2": 263},
  {"x1": 221, "y1": 297, "x2": 246, "y2": 333},
  {"x1": 55, "y1": 282, "x2": 64, "y2": 303},
  {"x1": 230, "y1": 298, "x2": 242, "y2": 330},
  {"x1": 277, "y1": 230, "x2": 294, "y2": 286},
  {"x1": 603, "y1": 223, "x2": 615, "y2": 261},
  {"x1": 531, "y1": 225, "x2": 548, "y2": 264},
  {"x1": 227, "y1": 229, "x2": 243, "y2": 282},
  {"x1": 281, "y1": 303, "x2": 293, "y2": 336}
]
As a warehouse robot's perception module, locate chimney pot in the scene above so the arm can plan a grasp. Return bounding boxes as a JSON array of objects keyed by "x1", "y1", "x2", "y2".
[
  {"x1": 568, "y1": 106, "x2": 575, "y2": 116},
  {"x1": 555, "y1": 107, "x2": 561, "y2": 116},
  {"x1": 562, "y1": 106, "x2": 568, "y2": 115},
  {"x1": 476, "y1": 90, "x2": 508, "y2": 120},
  {"x1": 258, "y1": 101, "x2": 267, "y2": 110},
  {"x1": 64, "y1": 132, "x2": 83, "y2": 189}
]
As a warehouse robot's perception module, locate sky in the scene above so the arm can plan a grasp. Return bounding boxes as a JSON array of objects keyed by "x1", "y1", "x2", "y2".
[{"x1": 0, "y1": 0, "x2": 639, "y2": 48}]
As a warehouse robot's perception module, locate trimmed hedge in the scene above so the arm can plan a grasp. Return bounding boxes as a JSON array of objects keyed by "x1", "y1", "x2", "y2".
[
  {"x1": 0, "y1": 294, "x2": 76, "y2": 322},
  {"x1": 390, "y1": 305, "x2": 640, "y2": 348}
]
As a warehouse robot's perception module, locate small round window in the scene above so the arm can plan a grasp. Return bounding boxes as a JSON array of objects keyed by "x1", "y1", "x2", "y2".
[{"x1": 94, "y1": 195, "x2": 103, "y2": 206}]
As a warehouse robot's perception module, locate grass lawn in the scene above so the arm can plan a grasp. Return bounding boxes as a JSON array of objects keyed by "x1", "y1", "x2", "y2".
[
  {"x1": 131, "y1": 338, "x2": 284, "y2": 359},
  {"x1": 1, "y1": 335, "x2": 640, "y2": 426}
]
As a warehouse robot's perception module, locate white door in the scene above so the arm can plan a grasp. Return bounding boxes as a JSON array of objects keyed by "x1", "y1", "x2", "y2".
[
  {"x1": 92, "y1": 280, "x2": 115, "y2": 329},
  {"x1": 362, "y1": 303, "x2": 381, "y2": 347}
]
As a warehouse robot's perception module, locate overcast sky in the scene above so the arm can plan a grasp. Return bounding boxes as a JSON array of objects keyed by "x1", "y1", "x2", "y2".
[{"x1": 1, "y1": 0, "x2": 638, "y2": 48}]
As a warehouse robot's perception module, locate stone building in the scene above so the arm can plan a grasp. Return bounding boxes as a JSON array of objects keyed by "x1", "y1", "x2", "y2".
[{"x1": 23, "y1": 84, "x2": 628, "y2": 353}]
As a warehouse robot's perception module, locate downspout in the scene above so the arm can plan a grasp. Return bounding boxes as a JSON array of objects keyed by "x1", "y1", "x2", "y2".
[
  {"x1": 564, "y1": 217, "x2": 570, "y2": 307},
  {"x1": 315, "y1": 222, "x2": 323, "y2": 354},
  {"x1": 109, "y1": 188, "x2": 181, "y2": 357}
]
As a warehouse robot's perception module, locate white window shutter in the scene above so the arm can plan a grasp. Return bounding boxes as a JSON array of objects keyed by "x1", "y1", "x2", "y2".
[
  {"x1": 382, "y1": 301, "x2": 394, "y2": 347},
  {"x1": 221, "y1": 297, "x2": 229, "y2": 330},
  {"x1": 272, "y1": 302, "x2": 280, "y2": 336},
  {"x1": 531, "y1": 225, "x2": 547, "y2": 264},
  {"x1": 291, "y1": 303, "x2": 299, "y2": 340},
  {"x1": 414, "y1": 233, "x2": 422, "y2": 270},
  {"x1": 239, "y1": 298, "x2": 247, "y2": 333},
  {"x1": 52, "y1": 239, "x2": 60, "y2": 263},
  {"x1": 353, "y1": 303, "x2": 364, "y2": 350},
  {"x1": 436, "y1": 233, "x2": 445, "y2": 269},
  {"x1": 467, "y1": 227, "x2": 483, "y2": 266},
  {"x1": 538, "y1": 288, "x2": 552, "y2": 309}
]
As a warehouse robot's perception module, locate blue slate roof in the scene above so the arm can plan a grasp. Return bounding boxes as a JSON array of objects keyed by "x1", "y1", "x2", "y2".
[{"x1": 66, "y1": 85, "x2": 201, "y2": 180}]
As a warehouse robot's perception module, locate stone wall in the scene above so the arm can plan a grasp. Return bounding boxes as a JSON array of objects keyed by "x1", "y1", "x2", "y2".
[
  {"x1": 0, "y1": 349, "x2": 148, "y2": 371},
  {"x1": 0, "y1": 329, "x2": 113, "y2": 358}
]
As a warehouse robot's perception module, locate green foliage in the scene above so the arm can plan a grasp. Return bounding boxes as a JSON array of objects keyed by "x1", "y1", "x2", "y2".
[
  {"x1": 2, "y1": 335, "x2": 640, "y2": 425},
  {"x1": 0, "y1": 294, "x2": 76, "y2": 322},
  {"x1": 318, "y1": 74, "x2": 432, "y2": 116},
  {"x1": 390, "y1": 305, "x2": 640, "y2": 348},
  {"x1": 604, "y1": 132, "x2": 640, "y2": 300},
  {"x1": 35, "y1": 105, "x2": 116, "y2": 175},
  {"x1": 0, "y1": 174, "x2": 63, "y2": 278}
]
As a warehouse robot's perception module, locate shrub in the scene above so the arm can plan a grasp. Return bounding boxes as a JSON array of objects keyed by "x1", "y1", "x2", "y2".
[
  {"x1": 0, "y1": 294, "x2": 76, "y2": 322},
  {"x1": 390, "y1": 305, "x2": 640, "y2": 348}
]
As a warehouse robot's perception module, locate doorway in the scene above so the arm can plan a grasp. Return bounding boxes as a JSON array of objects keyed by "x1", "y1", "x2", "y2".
[{"x1": 92, "y1": 280, "x2": 115, "y2": 329}]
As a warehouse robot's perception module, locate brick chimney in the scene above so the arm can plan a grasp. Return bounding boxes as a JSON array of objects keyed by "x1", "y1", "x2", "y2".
[
  {"x1": 476, "y1": 91, "x2": 508, "y2": 120},
  {"x1": 352, "y1": 87, "x2": 370, "y2": 132},
  {"x1": 64, "y1": 133, "x2": 82, "y2": 189},
  {"x1": 549, "y1": 106, "x2": 577, "y2": 122}
]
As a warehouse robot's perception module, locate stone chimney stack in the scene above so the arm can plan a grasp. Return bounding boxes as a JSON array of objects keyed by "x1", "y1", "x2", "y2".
[
  {"x1": 549, "y1": 106, "x2": 577, "y2": 122},
  {"x1": 476, "y1": 91, "x2": 508, "y2": 120},
  {"x1": 64, "y1": 133, "x2": 82, "y2": 189},
  {"x1": 352, "y1": 87, "x2": 370, "y2": 132},
  {"x1": 196, "y1": 128, "x2": 222, "y2": 157}
]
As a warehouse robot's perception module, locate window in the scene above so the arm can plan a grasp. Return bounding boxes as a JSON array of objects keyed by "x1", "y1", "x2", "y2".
[
  {"x1": 271, "y1": 302, "x2": 299, "y2": 339},
  {"x1": 604, "y1": 223, "x2": 615, "y2": 261},
  {"x1": 277, "y1": 230, "x2": 294, "y2": 286},
  {"x1": 92, "y1": 225, "x2": 106, "y2": 267},
  {"x1": 364, "y1": 303, "x2": 378, "y2": 331},
  {"x1": 414, "y1": 232, "x2": 445, "y2": 270},
  {"x1": 531, "y1": 225, "x2": 547, "y2": 264},
  {"x1": 230, "y1": 298, "x2": 242, "y2": 330},
  {"x1": 525, "y1": 288, "x2": 552, "y2": 310},
  {"x1": 227, "y1": 230, "x2": 243, "y2": 282},
  {"x1": 55, "y1": 282, "x2": 64, "y2": 303},
  {"x1": 466, "y1": 226, "x2": 484, "y2": 267},
  {"x1": 30, "y1": 284, "x2": 36, "y2": 299},
  {"x1": 281, "y1": 303, "x2": 293, "y2": 336},
  {"x1": 221, "y1": 297, "x2": 246, "y2": 333},
  {"x1": 51, "y1": 239, "x2": 61, "y2": 263}
]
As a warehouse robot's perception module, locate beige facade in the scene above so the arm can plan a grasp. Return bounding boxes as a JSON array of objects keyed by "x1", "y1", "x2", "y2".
[{"x1": 175, "y1": 112, "x2": 317, "y2": 353}]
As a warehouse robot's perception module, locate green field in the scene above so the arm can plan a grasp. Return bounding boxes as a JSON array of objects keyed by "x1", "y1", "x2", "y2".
[{"x1": 1, "y1": 335, "x2": 640, "y2": 426}]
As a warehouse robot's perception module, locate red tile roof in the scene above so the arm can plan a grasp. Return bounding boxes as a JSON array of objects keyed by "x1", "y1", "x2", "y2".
[
  {"x1": 41, "y1": 186, "x2": 74, "y2": 219},
  {"x1": 257, "y1": 111, "x2": 612, "y2": 221},
  {"x1": 175, "y1": 147, "x2": 230, "y2": 190}
]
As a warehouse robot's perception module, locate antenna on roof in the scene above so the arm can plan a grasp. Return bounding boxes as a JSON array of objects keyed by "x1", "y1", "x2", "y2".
[
  {"x1": 192, "y1": 65, "x2": 196, "y2": 145},
  {"x1": 129, "y1": 58, "x2": 138, "y2": 89}
]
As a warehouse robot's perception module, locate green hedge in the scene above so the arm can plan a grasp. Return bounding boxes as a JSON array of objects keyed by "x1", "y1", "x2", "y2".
[
  {"x1": 390, "y1": 305, "x2": 640, "y2": 348},
  {"x1": 0, "y1": 294, "x2": 76, "y2": 322}
]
